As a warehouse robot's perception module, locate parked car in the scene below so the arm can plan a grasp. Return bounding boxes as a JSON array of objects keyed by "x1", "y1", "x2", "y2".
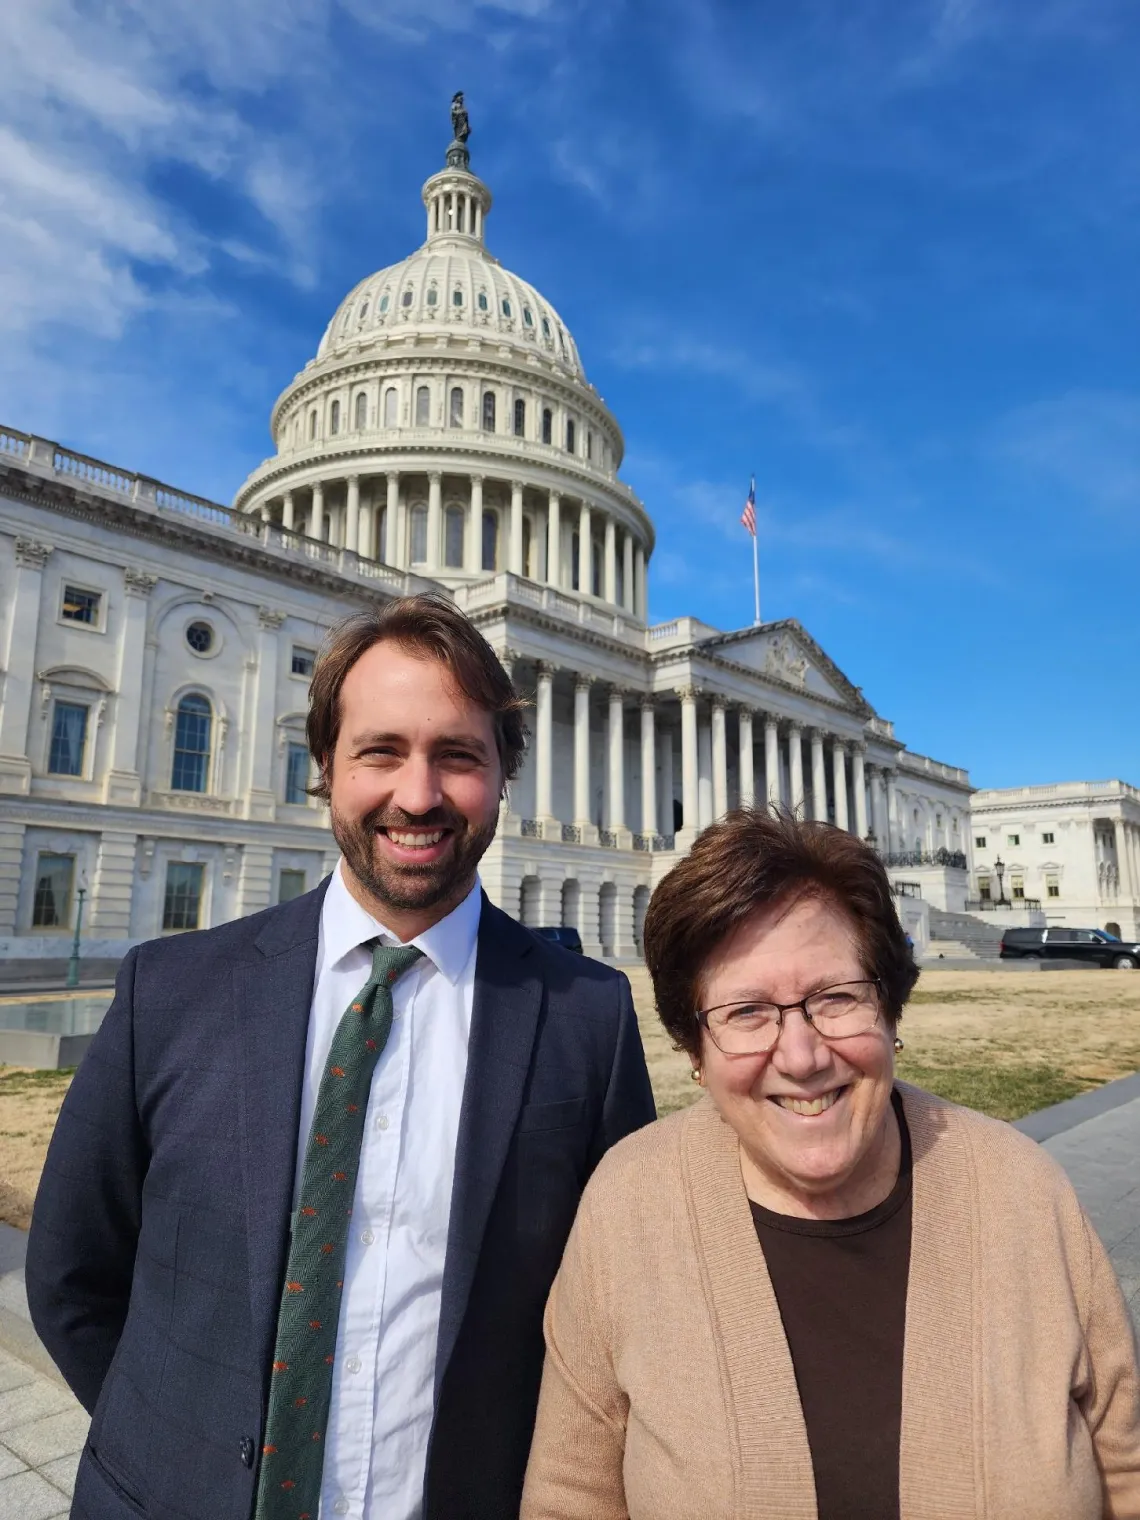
[
  {"x1": 1000, "y1": 927, "x2": 1140, "y2": 968},
  {"x1": 530, "y1": 926, "x2": 584, "y2": 954}
]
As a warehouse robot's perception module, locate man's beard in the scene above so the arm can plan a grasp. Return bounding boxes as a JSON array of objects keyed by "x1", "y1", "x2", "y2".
[{"x1": 330, "y1": 800, "x2": 499, "y2": 917}]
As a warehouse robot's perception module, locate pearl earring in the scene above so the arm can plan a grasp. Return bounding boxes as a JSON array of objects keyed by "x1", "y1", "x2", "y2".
[
  {"x1": 893, "y1": 1036, "x2": 905, "y2": 1053},
  {"x1": 690, "y1": 1068, "x2": 702, "y2": 1084}
]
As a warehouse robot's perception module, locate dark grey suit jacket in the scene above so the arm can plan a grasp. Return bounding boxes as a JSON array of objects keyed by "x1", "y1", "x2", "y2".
[{"x1": 26, "y1": 883, "x2": 655, "y2": 1520}]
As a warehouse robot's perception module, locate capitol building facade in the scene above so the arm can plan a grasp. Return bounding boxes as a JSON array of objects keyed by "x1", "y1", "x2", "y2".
[{"x1": 0, "y1": 126, "x2": 975, "y2": 963}]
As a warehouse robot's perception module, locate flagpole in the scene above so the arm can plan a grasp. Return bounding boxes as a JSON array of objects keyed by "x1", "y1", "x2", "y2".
[{"x1": 752, "y1": 526, "x2": 761, "y2": 625}]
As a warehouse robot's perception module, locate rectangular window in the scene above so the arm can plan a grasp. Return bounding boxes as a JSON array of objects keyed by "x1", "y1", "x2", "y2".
[
  {"x1": 61, "y1": 585, "x2": 101, "y2": 625},
  {"x1": 977, "y1": 877, "x2": 991, "y2": 902},
  {"x1": 32, "y1": 853, "x2": 74, "y2": 928},
  {"x1": 1042, "y1": 831, "x2": 1054, "y2": 844},
  {"x1": 1046, "y1": 873, "x2": 1060, "y2": 898},
  {"x1": 1011, "y1": 874, "x2": 1025, "y2": 900},
  {"x1": 975, "y1": 836, "x2": 987, "y2": 849},
  {"x1": 285, "y1": 743, "x2": 310, "y2": 805},
  {"x1": 1007, "y1": 833, "x2": 1020, "y2": 846},
  {"x1": 277, "y1": 869, "x2": 307, "y2": 903},
  {"x1": 163, "y1": 862, "x2": 204, "y2": 932},
  {"x1": 48, "y1": 702, "x2": 89, "y2": 776},
  {"x1": 291, "y1": 646, "x2": 315, "y2": 678}
]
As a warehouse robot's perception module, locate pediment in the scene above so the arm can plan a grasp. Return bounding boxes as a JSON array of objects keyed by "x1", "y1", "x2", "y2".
[
  {"x1": 37, "y1": 664, "x2": 112, "y2": 692},
  {"x1": 702, "y1": 620, "x2": 867, "y2": 712}
]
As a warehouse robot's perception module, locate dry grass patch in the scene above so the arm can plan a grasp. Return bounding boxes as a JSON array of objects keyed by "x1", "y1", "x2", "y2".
[
  {"x1": 0, "y1": 1067, "x2": 74, "y2": 1230},
  {"x1": 625, "y1": 966, "x2": 1140, "y2": 1121}
]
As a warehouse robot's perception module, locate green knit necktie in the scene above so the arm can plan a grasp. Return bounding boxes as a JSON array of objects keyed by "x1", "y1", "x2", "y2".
[{"x1": 254, "y1": 940, "x2": 424, "y2": 1520}]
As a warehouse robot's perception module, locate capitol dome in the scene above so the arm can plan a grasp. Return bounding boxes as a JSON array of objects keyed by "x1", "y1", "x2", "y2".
[{"x1": 234, "y1": 106, "x2": 652, "y2": 620}]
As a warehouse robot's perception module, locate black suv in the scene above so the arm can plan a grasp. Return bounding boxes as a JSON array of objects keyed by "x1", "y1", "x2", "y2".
[
  {"x1": 1000, "y1": 926, "x2": 1140, "y2": 968},
  {"x1": 530, "y1": 926, "x2": 584, "y2": 954}
]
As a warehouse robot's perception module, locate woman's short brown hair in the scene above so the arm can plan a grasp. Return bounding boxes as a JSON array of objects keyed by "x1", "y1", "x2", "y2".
[
  {"x1": 642, "y1": 808, "x2": 919, "y2": 1058},
  {"x1": 306, "y1": 592, "x2": 528, "y2": 801}
]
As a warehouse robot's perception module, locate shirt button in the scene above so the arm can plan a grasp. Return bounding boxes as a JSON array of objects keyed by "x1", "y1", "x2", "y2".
[
  {"x1": 360, "y1": 1228, "x2": 375, "y2": 1245},
  {"x1": 345, "y1": 1355, "x2": 361, "y2": 1374},
  {"x1": 333, "y1": 1499, "x2": 350, "y2": 1515},
  {"x1": 376, "y1": 1114, "x2": 389, "y2": 1131}
]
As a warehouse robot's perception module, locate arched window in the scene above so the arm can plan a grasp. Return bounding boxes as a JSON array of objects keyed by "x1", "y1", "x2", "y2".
[
  {"x1": 379, "y1": 293, "x2": 390, "y2": 314},
  {"x1": 541, "y1": 316, "x2": 551, "y2": 338},
  {"x1": 522, "y1": 517, "x2": 533, "y2": 578},
  {"x1": 482, "y1": 509, "x2": 499, "y2": 572},
  {"x1": 501, "y1": 297, "x2": 512, "y2": 318},
  {"x1": 359, "y1": 300, "x2": 369, "y2": 322},
  {"x1": 308, "y1": 410, "x2": 317, "y2": 440},
  {"x1": 482, "y1": 390, "x2": 496, "y2": 432},
  {"x1": 449, "y1": 387, "x2": 464, "y2": 428},
  {"x1": 330, "y1": 399, "x2": 341, "y2": 435},
  {"x1": 171, "y1": 694, "x2": 211, "y2": 794},
  {"x1": 410, "y1": 505, "x2": 428, "y2": 565},
  {"x1": 384, "y1": 387, "x2": 398, "y2": 427},
  {"x1": 541, "y1": 407, "x2": 553, "y2": 445},
  {"x1": 523, "y1": 306, "x2": 534, "y2": 328},
  {"x1": 401, "y1": 288, "x2": 414, "y2": 308},
  {"x1": 513, "y1": 398, "x2": 526, "y2": 437},
  {"x1": 415, "y1": 386, "x2": 430, "y2": 426},
  {"x1": 452, "y1": 287, "x2": 464, "y2": 307},
  {"x1": 354, "y1": 392, "x2": 367, "y2": 430},
  {"x1": 565, "y1": 417, "x2": 575, "y2": 454},
  {"x1": 477, "y1": 291, "x2": 488, "y2": 311},
  {"x1": 427, "y1": 286, "x2": 438, "y2": 307},
  {"x1": 445, "y1": 506, "x2": 464, "y2": 568}
]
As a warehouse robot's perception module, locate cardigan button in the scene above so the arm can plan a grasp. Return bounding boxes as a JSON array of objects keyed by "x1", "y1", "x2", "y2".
[{"x1": 240, "y1": 1437, "x2": 255, "y2": 1468}]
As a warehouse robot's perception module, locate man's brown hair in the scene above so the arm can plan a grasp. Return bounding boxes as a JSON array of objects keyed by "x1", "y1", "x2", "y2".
[
  {"x1": 642, "y1": 807, "x2": 919, "y2": 1058},
  {"x1": 306, "y1": 593, "x2": 528, "y2": 800}
]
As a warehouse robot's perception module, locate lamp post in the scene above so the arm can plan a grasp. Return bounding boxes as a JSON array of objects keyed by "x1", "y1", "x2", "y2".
[
  {"x1": 993, "y1": 855, "x2": 1007, "y2": 907},
  {"x1": 66, "y1": 874, "x2": 88, "y2": 989}
]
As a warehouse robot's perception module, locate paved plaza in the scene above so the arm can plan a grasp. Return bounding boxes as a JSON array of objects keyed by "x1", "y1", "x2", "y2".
[{"x1": 0, "y1": 1083, "x2": 1137, "y2": 1519}]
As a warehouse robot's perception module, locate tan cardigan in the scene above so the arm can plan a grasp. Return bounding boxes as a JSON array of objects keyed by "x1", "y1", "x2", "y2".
[{"x1": 522, "y1": 1084, "x2": 1140, "y2": 1520}]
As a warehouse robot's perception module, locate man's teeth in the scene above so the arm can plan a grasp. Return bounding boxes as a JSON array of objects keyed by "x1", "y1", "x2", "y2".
[
  {"x1": 387, "y1": 830, "x2": 444, "y2": 848},
  {"x1": 774, "y1": 1089, "x2": 842, "y2": 1117}
]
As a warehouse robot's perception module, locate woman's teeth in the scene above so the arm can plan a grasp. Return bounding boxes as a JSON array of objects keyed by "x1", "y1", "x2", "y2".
[
  {"x1": 774, "y1": 1089, "x2": 842, "y2": 1117},
  {"x1": 387, "y1": 830, "x2": 444, "y2": 848}
]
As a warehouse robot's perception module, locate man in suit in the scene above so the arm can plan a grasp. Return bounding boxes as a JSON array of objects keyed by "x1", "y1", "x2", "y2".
[{"x1": 27, "y1": 592, "x2": 655, "y2": 1520}]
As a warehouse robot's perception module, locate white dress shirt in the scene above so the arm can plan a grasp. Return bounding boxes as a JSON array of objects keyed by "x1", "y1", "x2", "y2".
[{"x1": 295, "y1": 862, "x2": 480, "y2": 1520}]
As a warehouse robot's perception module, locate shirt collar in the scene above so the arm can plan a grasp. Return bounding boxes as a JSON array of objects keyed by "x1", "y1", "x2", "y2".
[{"x1": 322, "y1": 861, "x2": 482, "y2": 986}]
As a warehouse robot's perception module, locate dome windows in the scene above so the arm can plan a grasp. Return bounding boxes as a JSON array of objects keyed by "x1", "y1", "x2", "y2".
[
  {"x1": 330, "y1": 399, "x2": 341, "y2": 435},
  {"x1": 426, "y1": 285, "x2": 438, "y2": 308},
  {"x1": 415, "y1": 386, "x2": 430, "y2": 426},
  {"x1": 354, "y1": 392, "x2": 367, "y2": 430},
  {"x1": 513, "y1": 398, "x2": 526, "y2": 437},
  {"x1": 565, "y1": 417, "x2": 576, "y2": 454},
  {"x1": 308, "y1": 409, "x2": 317, "y2": 440},
  {"x1": 359, "y1": 300, "x2": 369, "y2": 322},
  {"x1": 501, "y1": 298, "x2": 512, "y2": 319},
  {"x1": 452, "y1": 288, "x2": 464, "y2": 307},
  {"x1": 444, "y1": 506, "x2": 465, "y2": 568},
  {"x1": 401, "y1": 288, "x2": 414, "y2": 308},
  {"x1": 541, "y1": 407, "x2": 553, "y2": 444},
  {"x1": 523, "y1": 306, "x2": 534, "y2": 328},
  {"x1": 541, "y1": 316, "x2": 551, "y2": 338},
  {"x1": 450, "y1": 386, "x2": 465, "y2": 428},
  {"x1": 383, "y1": 387, "x2": 398, "y2": 427},
  {"x1": 477, "y1": 291, "x2": 488, "y2": 312},
  {"x1": 482, "y1": 391, "x2": 496, "y2": 432},
  {"x1": 379, "y1": 293, "x2": 390, "y2": 314}
]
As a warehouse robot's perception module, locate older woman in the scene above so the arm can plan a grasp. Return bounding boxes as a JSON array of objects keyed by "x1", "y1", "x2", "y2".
[{"x1": 523, "y1": 810, "x2": 1140, "y2": 1519}]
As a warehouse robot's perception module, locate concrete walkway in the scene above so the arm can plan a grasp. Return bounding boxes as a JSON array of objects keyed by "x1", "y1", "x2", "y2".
[{"x1": 0, "y1": 1080, "x2": 1138, "y2": 1518}]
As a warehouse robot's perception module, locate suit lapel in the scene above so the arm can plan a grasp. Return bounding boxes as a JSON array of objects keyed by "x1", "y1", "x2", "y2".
[
  {"x1": 435, "y1": 896, "x2": 542, "y2": 1396},
  {"x1": 235, "y1": 879, "x2": 330, "y2": 1386}
]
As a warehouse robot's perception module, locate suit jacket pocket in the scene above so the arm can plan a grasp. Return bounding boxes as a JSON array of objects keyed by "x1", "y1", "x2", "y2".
[
  {"x1": 516, "y1": 1097, "x2": 587, "y2": 1133},
  {"x1": 82, "y1": 1442, "x2": 149, "y2": 1516}
]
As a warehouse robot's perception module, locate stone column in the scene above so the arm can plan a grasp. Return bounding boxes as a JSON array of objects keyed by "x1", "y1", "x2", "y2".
[
  {"x1": 103, "y1": 568, "x2": 156, "y2": 807},
  {"x1": 509, "y1": 480, "x2": 524, "y2": 575},
  {"x1": 358, "y1": 499, "x2": 375, "y2": 558},
  {"x1": 607, "y1": 687, "x2": 627, "y2": 837},
  {"x1": 246, "y1": 607, "x2": 285, "y2": 820},
  {"x1": 307, "y1": 481, "x2": 323, "y2": 539},
  {"x1": 622, "y1": 532, "x2": 635, "y2": 614},
  {"x1": 282, "y1": 491, "x2": 295, "y2": 532},
  {"x1": 738, "y1": 708, "x2": 755, "y2": 807},
  {"x1": 573, "y1": 677, "x2": 592, "y2": 828},
  {"x1": 1114, "y1": 818, "x2": 1134, "y2": 898},
  {"x1": 547, "y1": 491, "x2": 562, "y2": 587},
  {"x1": 711, "y1": 699, "x2": 728, "y2": 820},
  {"x1": 0, "y1": 538, "x2": 51, "y2": 794},
  {"x1": 764, "y1": 716, "x2": 781, "y2": 811},
  {"x1": 579, "y1": 502, "x2": 593, "y2": 595},
  {"x1": 885, "y1": 769, "x2": 898, "y2": 852},
  {"x1": 852, "y1": 744, "x2": 868, "y2": 839},
  {"x1": 385, "y1": 472, "x2": 401, "y2": 567},
  {"x1": 640, "y1": 698, "x2": 657, "y2": 839},
  {"x1": 466, "y1": 475, "x2": 484, "y2": 574},
  {"x1": 345, "y1": 475, "x2": 360, "y2": 555},
  {"x1": 870, "y1": 766, "x2": 888, "y2": 848},
  {"x1": 427, "y1": 472, "x2": 443, "y2": 570},
  {"x1": 810, "y1": 729, "x2": 827, "y2": 823},
  {"x1": 604, "y1": 516, "x2": 617, "y2": 604},
  {"x1": 833, "y1": 741, "x2": 850, "y2": 831},
  {"x1": 679, "y1": 687, "x2": 699, "y2": 842},
  {"x1": 697, "y1": 716, "x2": 713, "y2": 830},
  {"x1": 534, "y1": 662, "x2": 555, "y2": 825},
  {"x1": 635, "y1": 545, "x2": 647, "y2": 620},
  {"x1": 789, "y1": 722, "x2": 805, "y2": 815}
]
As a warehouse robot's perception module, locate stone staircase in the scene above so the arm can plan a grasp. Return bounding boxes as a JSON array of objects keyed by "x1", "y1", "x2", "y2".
[{"x1": 925, "y1": 906, "x2": 1004, "y2": 962}]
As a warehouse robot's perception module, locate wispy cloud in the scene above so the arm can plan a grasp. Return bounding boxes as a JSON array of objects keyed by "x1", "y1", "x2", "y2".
[{"x1": 993, "y1": 391, "x2": 1140, "y2": 518}]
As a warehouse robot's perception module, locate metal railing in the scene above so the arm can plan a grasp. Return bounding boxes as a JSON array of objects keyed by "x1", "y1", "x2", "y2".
[
  {"x1": 561, "y1": 824, "x2": 581, "y2": 844},
  {"x1": 520, "y1": 819, "x2": 542, "y2": 838},
  {"x1": 881, "y1": 849, "x2": 968, "y2": 870},
  {"x1": 891, "y1": 881, "x2": 923, "y2": 898},
  {"x1": 965, "y1": 897, "x2": 1042, "y2": 912},
  {"x1": 599, "y1": 829, "x2": 618, "y2": 849}
]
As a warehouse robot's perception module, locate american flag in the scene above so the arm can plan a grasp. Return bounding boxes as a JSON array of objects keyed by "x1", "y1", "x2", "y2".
[{"x1": 741, "y1": 476, "x2": 757, "y2": 537}]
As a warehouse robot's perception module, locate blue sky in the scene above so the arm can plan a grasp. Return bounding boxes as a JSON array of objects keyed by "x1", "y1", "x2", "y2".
[{"x1": 1, "y1": 0, "x2": 1137, "y2": 788}]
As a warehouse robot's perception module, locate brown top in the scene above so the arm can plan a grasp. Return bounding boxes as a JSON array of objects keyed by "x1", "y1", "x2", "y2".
[
  {"x1": 522, "y1": 1084, "x2": 1140, "y2": 1520},
  {"x1": 750, "y1": 1089, "x2": 913, "y2": 1520}
]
